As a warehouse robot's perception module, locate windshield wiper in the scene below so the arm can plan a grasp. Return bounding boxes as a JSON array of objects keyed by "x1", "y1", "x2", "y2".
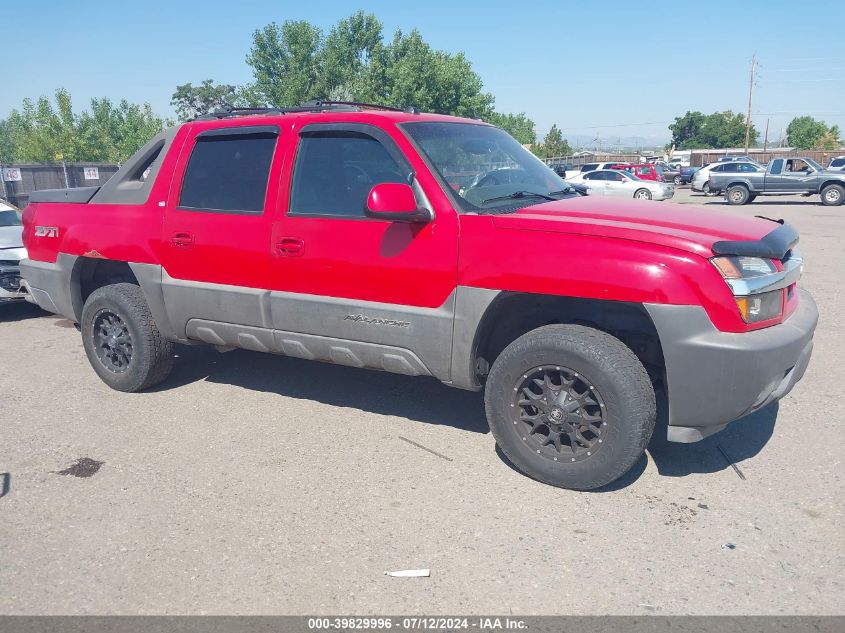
[
  {"x1": 481, "y1": 190, "x2": 557, "y2": 204},
  {"x1": 548, "y1": 188, "x2": 575, "y2": 195}
]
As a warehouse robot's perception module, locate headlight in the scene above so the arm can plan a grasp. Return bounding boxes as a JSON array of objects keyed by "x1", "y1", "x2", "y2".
[
  {"x1": 711, "y1": 256, "x2": 777, "y2": 279},
  {"x1": 711, "y1": 256, "x2": 782, "y2": 323}
]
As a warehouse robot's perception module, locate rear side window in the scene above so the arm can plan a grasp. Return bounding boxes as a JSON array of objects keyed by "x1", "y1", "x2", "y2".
[
  {"x1": 179, "y1": 130, "x2": 278, "y2": 213},
  {"x1": 770, "y1": 160, "x2": 783, "y2": 175},
  {"x1": 583, "y1": 171, "x2": 606, "y2": 180},
  {"x1": 830, "y1": 158, "x2": 845, "y2": 168},
  {"x1": 289, "y1": 131, "x2": 406, "y2": 218},
  {"x1": 581, "y1": 163, "x2": 599, "y2": 172}
]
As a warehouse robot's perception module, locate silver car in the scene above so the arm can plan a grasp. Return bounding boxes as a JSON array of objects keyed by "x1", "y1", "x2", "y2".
[
  {"x1": 0, "y1": 200, "x2": 28, "y2": 304},
  {"x1": 567, "y1": 169, "x2": 675, "y2": 201},
  {"x1": 827, "y1": 156, "x2": 845, "y2": 172}
]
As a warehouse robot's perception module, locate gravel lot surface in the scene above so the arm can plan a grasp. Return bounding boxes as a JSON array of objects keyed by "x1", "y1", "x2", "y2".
[{"x1": 1, "y1": 188, "x2": 843, "y2": 615}]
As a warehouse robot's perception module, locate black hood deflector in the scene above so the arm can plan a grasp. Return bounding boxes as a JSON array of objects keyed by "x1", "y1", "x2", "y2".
[{"x1": 711, "y1": 220, "x2": 798, "y2": 260}]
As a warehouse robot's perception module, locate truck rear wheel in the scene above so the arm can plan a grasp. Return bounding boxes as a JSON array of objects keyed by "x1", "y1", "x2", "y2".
[
  {"x1": 820, "y1": 184, "x2": 844, "y2": 206},
  {"x1": 484, "y1": 324, "x2": 656, "y2": 490},
  {"x1": 726, "y1": 185, "x2": 750, "y2": 205},
  {"x1": 80, "y1": 283, "x2": 174, "y2": 392}
]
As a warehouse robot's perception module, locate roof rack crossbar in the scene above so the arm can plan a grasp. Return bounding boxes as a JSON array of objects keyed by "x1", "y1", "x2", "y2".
[{"x1": 195, "y1": 100, "x2": 421, "y2": 121}]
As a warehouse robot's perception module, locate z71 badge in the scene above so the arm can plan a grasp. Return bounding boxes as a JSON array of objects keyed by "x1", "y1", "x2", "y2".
[{"x1": 34, "y1": 226, "x2": 59, "y2": 238}]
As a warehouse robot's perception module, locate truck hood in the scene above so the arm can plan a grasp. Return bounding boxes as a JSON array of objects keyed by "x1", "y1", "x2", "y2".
[
  {"x1": 0, "y1": 225, "x2": 24, "y2": 252},
  {"x1": 490, "y1": 196, "x2": 776, "y2": 257}
]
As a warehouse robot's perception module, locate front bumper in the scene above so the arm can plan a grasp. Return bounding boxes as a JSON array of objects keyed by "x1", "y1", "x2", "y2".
[
  {"x1": 0, "y1": 262, "x2": 27, "y2": 303},
  {"x1": 645, "y1": 289, "x2": 818, "y2": 442}
]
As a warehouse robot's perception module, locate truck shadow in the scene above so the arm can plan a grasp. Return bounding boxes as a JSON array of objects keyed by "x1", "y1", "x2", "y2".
[
  {"x1": 159, "y1": 345, "x2": 490, "y2": 434},
  {"x1": 646, "y1": 399, "x2": 778, "y2": 479},
  {"x1": 159, "y1": 346, "x2": 778, "y2": 482},
  {"x1": 0, "y1": 302, "x2": 47, "y2": 322}
]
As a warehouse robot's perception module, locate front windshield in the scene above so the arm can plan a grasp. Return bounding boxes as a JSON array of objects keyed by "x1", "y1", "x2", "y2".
[
  {"x1": 401, "y1": 122, "x2": 573, "y2": 211},
  {"x1": 0, "y1": 209, "x2": 22, "y2": 227}
]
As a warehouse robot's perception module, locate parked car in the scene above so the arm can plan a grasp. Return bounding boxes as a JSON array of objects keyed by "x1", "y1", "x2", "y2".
[
  {"x1": 700, "y1": 162, "x2": 766, "y2": 195},
  {"x1": 20, "y1": 102, "x2": 817, "y2": 491},
  {"x1": 568, "y1": 169, "x2": 674, "y2": 200},
  {"x1": 708, "y1": 157, "x2": 845, "y2": 205},
  {"x1": 579, "y1": 162, "x2": 632, "y2": 173},
  {"x1": 0, "y1": 200, "x2": 28, "y2": 305},
  {"x1": 678, "y1": 166, "x2": 700, "y2": 185},
  {"x1": 550, "y1": 163, "x2": 575, "y2": 178},
  {"x1": 827, "y1": 156, "x2": 845, "y2": 172},
  {"x1": 691, "y1": 159, "x2": 758, "y2": 193},
  {"x1": 622, "y1": 163, "x2": 670, "y2": 183},
  {"x1": 716, "y1": 155, "x2": 757, "y2": 163}
]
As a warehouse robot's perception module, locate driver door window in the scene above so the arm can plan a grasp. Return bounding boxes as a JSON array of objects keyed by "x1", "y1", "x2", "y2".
[{"x1": 289, "y1": 131, "x2": 407, "y2": 218}]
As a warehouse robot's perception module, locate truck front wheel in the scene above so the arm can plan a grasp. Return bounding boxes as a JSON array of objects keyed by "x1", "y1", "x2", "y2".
[
  {"x1": 820, "y1": 184, "x2": 844, "y2": 206},
  {"x1": 726, "y1": 185, "x2": 751, "y2": 205},
  {"x1": 484, "y1": 325, "x2": 656, "y2": 490},
  {"x1": 80, "y1": 283, "x2": 174, "y2": 392}
]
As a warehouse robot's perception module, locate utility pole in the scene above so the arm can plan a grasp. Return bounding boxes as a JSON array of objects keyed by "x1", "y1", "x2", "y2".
[
  {"x1": 744, "y1": 53, "x2": 756, "y2": 154},
  {"x1": 763, "y1": 118, "x2": 770, "y2": 151}
]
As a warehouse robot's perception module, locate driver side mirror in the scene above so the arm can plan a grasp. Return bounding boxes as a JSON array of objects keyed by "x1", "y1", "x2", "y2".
[{"x1": 365, "y1": 183, "x2": 432, "y2": 223}]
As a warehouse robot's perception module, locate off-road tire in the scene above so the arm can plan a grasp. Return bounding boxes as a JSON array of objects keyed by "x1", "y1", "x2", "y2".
[
  {"x1": 726, "y1": 184, "x2": 751, "y2": 205},
  {"x1": 634, "y1": 188, "x2": 652, "y2": 200},
  {"x1": 820, "y1": 184, "x2": 844, "y2": 206},
  {"x1": 81, "y1": 283, "x2": 174, "y2": 392},
  {"x1": 484, "y1": 324, "x2": 656, "y2": 490}
]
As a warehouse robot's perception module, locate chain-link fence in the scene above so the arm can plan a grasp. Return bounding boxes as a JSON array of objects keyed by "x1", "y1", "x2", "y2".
[{"x1": 0, "y1": 163, "x2": 120, "y2": 208}]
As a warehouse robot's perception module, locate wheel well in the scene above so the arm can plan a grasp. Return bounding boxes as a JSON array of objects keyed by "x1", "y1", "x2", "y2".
[
  {"x1": 472, "y1": 293, "x2": 665, "y2": 388},
  {"x1": 820, "y1": 180, "x2": 845, "y2": 191},
  {"x1": 70, "y1": 258, "x2": 139, "y2": 321}
]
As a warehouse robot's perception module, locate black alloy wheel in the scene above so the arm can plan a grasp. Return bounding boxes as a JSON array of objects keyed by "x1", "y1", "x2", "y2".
[
  {"x1": 92, "y1": 309, "x2": 134, "y2": 373},
  {"x1": 512, "y1": 365, "x2": 607, "y2": 463}
]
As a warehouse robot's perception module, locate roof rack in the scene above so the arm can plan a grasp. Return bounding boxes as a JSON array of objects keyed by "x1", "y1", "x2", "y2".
[{"x1": 196, "y1": 100, "x2": 420, "y2": 120}]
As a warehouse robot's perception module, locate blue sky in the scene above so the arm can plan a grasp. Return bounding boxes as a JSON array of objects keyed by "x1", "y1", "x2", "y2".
[{"x1": 5, "y1": 0, "x2": 844, "y2": 148}]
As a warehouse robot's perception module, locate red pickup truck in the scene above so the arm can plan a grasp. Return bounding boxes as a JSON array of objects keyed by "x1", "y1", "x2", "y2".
[{"x1": 20, "y1": 102, "x2": 818, "y2": 490}]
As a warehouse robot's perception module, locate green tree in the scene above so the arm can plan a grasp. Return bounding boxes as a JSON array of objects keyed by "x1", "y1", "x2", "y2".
[
  {"x1": 244, "y1": 13, "x2": 494, "y2": 117},
  {"x1": 2, "y1": 89, "x2": 170, "y2": 163},
  {"x1": 786, "y1": 116, "x2": 841, "y2": 150},
  {"x1": 171, "y1": 79, "x2": 239, "y2": 121},
  {"x1": 669, "y1": 110, "x2": 756, "y2": 149},
  {"x1": 669, "y1": 111, "x2": 706, "y2": 148},
  {"x1": 246, "y1": 20, "x2": 324, "y2": 107},
  {"x1": 485, "y1": 112, "x2": 537, "y2": 145},
  {"x1": 537, "y1": 124, "x2": 572, "y2": 158}
]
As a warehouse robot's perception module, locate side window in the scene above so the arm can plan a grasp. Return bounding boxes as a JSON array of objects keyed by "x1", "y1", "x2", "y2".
[
  {"x1": 770, "y1": 159, "x2": 783, "y2": 175},
  {"x1": 636, "y1": 166, "x2": 650, "y2": 176},
  {"x1": 289, "y1": 131, "x2": 407, "y2": 218},
  {"x1": 584, "y1": 172, "x2": 605, "y2": 180},
  {"x1": 739, "y1": 163, "x2": 758, "y2": 172},
  {"x1": 179, "y1": 130, "x2": 278, "y2": 213},
  {"x1": 712, "y1": 164, "x2": 725, "y2": 172}
]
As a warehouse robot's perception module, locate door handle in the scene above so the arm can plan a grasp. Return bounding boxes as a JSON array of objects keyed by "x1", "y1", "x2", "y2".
[
  {"x1": 170, "y1": 232, "x2": 194, "y2": 248},
  {"x1": 275, "y1": 237, "x2": 305, "y2": 257}
]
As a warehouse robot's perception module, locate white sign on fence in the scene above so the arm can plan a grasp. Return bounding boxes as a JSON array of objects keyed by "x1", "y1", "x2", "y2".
[
  {"x1": 83, "y1": 167, "x2": 100, "y2": 180},
  {"x1": 2, "y1": 167, "x2": 22, "y2": 182}
]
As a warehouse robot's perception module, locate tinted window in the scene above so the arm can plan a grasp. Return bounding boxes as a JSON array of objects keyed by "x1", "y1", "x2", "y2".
[
  {"x1": 290, "y1": 131, "x2": 406, "y2": 217},
  {"x1": 739, "y1": 163, "x2": 760, "y2": 172},
  {"x1": 583, "y1": 171, "x2": 606, "y2": 180},
  {"x1": 179, "y1": 132, "x2": 277, "y2": 213},
  {"x1": 830, "y1": 158, "x2": 845, "y2": 167},
  {"x1": 0, "y1": 209, "x2": 22, "y2": 226},
  {"x1": 581, "y1": 163, "x2": 600, "y2": 172},
  {"x1": 770, "y1": 160, "x2": 783, "y2": 175},
  {"x1": 711, "y1": 164, "x2": 725, "y2": 172}
]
